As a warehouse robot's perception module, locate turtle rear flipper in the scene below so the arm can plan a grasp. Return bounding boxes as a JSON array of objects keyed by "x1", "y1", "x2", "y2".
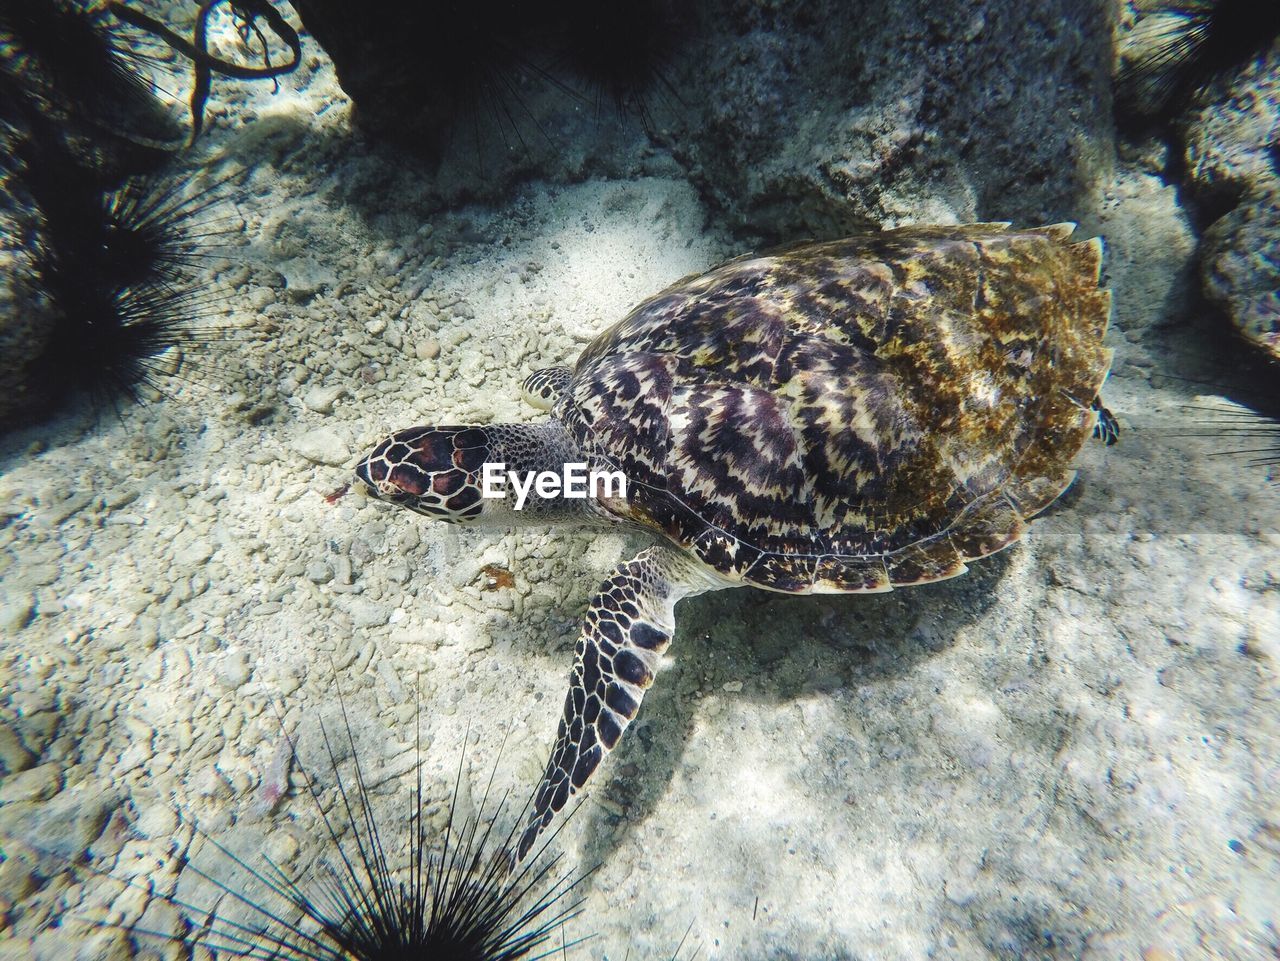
[
  {"x1": 517, "y1": 546, "x2": 719, "y2": 862},
  {"x1": 1091, "y1": 395, "x2": 1120, "y2": 446}
]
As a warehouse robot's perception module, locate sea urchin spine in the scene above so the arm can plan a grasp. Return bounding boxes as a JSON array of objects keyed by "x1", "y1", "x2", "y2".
[{"x1": 125, "y1": 688, "x2": 594, "y2": 960}]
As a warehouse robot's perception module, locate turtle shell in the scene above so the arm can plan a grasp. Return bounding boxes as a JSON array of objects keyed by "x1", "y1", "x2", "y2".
[{"x1": 559, "y1": 224, "x2": 1113, "y2": 593}]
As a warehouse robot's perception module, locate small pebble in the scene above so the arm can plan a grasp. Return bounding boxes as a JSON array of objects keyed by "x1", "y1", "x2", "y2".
[
  {"x1": 416, "y1": 338, "x2": 441, "y2": 360},
  {"x1": 265, "y1": 829, "x2": 300, "y2": 864},
  {"x1": 134, "y1": 801, "x2": 178, "y2": 840},
  {"x1": 0, "y1": 852, "x2": 36, "y2": 911},
  {"x1": 214, "y1": 650, "x2": 251, "y2": 690},
  {"x1": 102, "y1": 485, "x2": 140, "y2": 509},
  {"x1": 306, "y1": 560, "x2": 334, "y2": 584},
  {"x1": 193, "y1": 767, "x2": 233, "y2": 801},
  {"x1": 277, "y1": 256, "x2": 335, "y2": 300},
  {"x1": 347, "y1": 599, "x2": 390, "y2": 629},
  {"x1": 333, "y1": 554, "x2": 353, "y2": 585},
  {"x1": 385, "y1": 557, "x2": 411, "y2": 585},
  {"x1": 173, "y1": 620, "x2": 203, "y2": 639},
  {"x1": 302, "y1": 384, "x2": 347, "y2": 414},
  {"x1": 44, "y1": 492, "x2": 93, "y2": 525},
  {"x1": 174, "y1": 539, "x2": 214, "y2": 567},
  {"x1": 35, "y1": 927, "x2": 132, "y2": 961},
  {"x1": 275, "y1": 665, "x2": 303, "y2": 696},
  {"x1": 0, "y1": 595, "x2": 34, "y2": 634},
  {"x1": 0, "y1": 784, "x2": 117, "y2": 863},
  {"x1": 292, "y1": 427, "x2": 350, "y2": 466},
  {"x1": 0, "y1": 762, "x2": 62, "y2": 803},
  {"x1": 0, "y1": 723, "x2": 35, "y2": 775}
]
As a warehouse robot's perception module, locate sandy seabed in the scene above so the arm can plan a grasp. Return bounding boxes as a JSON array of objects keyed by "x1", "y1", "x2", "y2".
[{"x1": 1, "y1": 12, "x2": 1278, "y2": 961}]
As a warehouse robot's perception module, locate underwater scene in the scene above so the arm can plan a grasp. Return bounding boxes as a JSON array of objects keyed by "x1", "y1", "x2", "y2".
[{"x1": 1, "y1": 0, "x2": 1277, "y2": 958}]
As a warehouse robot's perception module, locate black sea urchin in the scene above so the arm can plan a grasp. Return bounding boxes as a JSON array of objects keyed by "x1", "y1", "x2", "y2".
[
  {"x1": 12, "y1": 162, "x2": 235, "y2": 416},
  {"x1": 26, "y1": 273, "x2": 210, "y2": 409},
  {"x1": 94, "y1": 171, "x2": 238, "y2": 289},
  {"x1": 1117, "y1": 0, "x2": 1280, "y2": 123},
  {"x1": 0, "y1": 0, "x2": 179, "y2": 168},
  {"x1": 551, "y1": 0, "x2": 686, "y2": 128},
  {"x1": 1186, "y1": 386, "x2": 1280, "y2": 483},
  {"x1": 1153, "y1": 353, "x2": 1280, "y2": 484},
  {"x1": 136, "y1": 693, "x2": 593, "y2": 961}
]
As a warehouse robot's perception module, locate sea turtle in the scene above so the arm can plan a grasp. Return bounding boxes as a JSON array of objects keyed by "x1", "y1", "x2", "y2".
[{"x1": 355, "y1": 223, "x2": 1115, "y2": 861}]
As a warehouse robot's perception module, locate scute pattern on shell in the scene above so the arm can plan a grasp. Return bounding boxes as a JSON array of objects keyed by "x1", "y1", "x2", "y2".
[{"x1": 561, "y1": 224, "x2": 1113, "y2": 593}]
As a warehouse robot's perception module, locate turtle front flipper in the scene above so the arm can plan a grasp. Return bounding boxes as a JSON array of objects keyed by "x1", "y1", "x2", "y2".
[{"x1": 516, "y1": 546, "x2": 723, "y2": 862}]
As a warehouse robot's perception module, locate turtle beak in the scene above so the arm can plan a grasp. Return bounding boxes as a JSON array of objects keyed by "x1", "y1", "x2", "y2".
[
  {"x1": 353, "y1": 455, "x2": 377, "y2": 496},
  {"x1": 354, "y1": 442, "x2": 396, "y2": 501},
  {"x1": 351, "y1": 451, "x2": 414, "y2": 511}
]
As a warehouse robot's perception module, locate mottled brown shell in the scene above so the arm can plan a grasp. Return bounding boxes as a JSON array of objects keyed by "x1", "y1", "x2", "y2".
[{"x1": 560, "y1": 224, "x2": 1113, "y2": 593}]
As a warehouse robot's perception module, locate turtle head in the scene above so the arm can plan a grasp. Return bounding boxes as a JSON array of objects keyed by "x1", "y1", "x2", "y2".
[
  {"x1": 355, "y1": 426, "x2": 492, "y2": 524},
  {"x1": 357, "y1": 420, "x2": 600, "y2": 525}
]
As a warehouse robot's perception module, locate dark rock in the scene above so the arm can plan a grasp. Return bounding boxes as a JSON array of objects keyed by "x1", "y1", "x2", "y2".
[
  {"x1": 1182, "y1": 41, "x2": 1280, "y2": 361},
  {"x1": 664, "y1": 0, "x2": 1115, "y2": 238},
  {"x1": 1202, "y1": 185, "x2": 1280, "y2": 359},
  {"x1": 0, "y1": 182, "x2": 57, "y2": 426}
]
